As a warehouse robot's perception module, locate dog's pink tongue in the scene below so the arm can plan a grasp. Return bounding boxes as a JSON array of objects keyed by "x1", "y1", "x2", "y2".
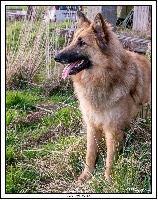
[
  {"x1": 62, "y1": 63, "x2": 75, "y2": 79},
  {"x1": 62, "y1": 61, "x2": 80, "y2": 79}
]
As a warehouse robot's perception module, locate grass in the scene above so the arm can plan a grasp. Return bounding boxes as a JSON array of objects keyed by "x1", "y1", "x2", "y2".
[
  {"x1": 6, "y1": 6, "x2": 46, "y2": 11},
  {"x1": 6, "y1": 6, "x2": 28, "y2": 10},
  {"x1": 6, "y1": 90, "x2": 40, "y2": 109},
  {"x1": 6, "y1": 15, "x2": 73, "y2": 89},
  {"x1": 6, "y1": 87, "x2": 151, "y2": 194}
]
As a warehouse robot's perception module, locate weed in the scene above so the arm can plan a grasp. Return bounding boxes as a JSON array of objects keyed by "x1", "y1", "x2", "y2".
[
  {"x1": 6, "y1": 90, "x2": 39, "y2": 110},
  {"x1": 6, "y1": 164, "x2": 40, "y2": 193}
]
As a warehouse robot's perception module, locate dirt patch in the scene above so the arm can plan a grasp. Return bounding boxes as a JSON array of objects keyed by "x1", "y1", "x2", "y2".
[
  {"x1": 17, "y1": 102, "x2": 82, "y2": 149},
  {"x1": 13, "y1": 110, "x2": 48, "y2": 125},
  {"x1": 23, "y1": 120, "x2": 82, "y2": 149},
  {"x1": 12, "y1": 102, "x2": 60, "y2": 126},
  {"x1": 14, "y1": 102, "x2": 59, "y2": 148},
  {"x1": 36, "y1": 102, "x2": 61, "y2": 113},
  {"x1": 37, "y1": 178, "x2": 93, "y2": 193}
]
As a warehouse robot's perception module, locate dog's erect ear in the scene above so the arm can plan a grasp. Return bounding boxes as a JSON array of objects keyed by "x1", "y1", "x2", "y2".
[
  {"x1": 92, "y1": 13, "x2": 109, "y2": 50},
  {"x1": 77, "y1": 11, "x2": 91, "y2": 28}
]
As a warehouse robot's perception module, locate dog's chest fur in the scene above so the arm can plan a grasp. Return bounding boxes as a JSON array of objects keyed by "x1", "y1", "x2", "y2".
[{"x1": 72, "y1": 73, "x2": 137, "y2": 129}]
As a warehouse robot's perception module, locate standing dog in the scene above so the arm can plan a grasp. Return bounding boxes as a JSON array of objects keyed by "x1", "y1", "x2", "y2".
[{"x1": 54, "y1": 11, "x2": 151, "y2": 183}]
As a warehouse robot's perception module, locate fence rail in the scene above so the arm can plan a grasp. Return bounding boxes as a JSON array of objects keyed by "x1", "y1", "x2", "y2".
[{"x1": 117, "y1": 35, "x2": 151, "y2": 44}]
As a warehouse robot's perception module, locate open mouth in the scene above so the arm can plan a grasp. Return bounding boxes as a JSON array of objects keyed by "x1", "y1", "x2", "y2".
[{"x1": 62, "y1": 59, "x2": 90, "y2": 79}]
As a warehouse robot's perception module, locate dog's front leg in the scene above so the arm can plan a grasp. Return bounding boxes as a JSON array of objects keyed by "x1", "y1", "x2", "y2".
[
  {"x1": 105, "y1": 129, "x2": 124, "y2": 183},
  {"x1": 78, "y1": 124, "x2": 101, "y2": 183}
]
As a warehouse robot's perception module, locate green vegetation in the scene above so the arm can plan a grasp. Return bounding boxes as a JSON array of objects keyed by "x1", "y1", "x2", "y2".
[
  {"x1": 6, "y1": 88, "x2": 151, "y2": 193},
  {"x1": 6, "y1": 6, "x2": 28, "y2": 10}
]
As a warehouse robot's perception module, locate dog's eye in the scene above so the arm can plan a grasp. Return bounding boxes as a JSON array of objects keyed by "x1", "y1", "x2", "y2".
[{"x1": 78, "y1": 37, "x2": 86, "y2": 47}]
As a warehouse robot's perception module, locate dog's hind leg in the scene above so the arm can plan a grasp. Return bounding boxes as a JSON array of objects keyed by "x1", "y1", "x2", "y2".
[
  {"x1": 105, "y1": 128, "x2": 124, "y2": 183},
  {"x1": 78, "y1": 124, "x2": 102, "y2": 184}
]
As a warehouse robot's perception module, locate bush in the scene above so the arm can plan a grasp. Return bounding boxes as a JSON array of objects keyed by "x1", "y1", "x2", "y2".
[
  {"x1": 6, "y1": 6, "x2": 74, "y2": 90},
  {"x1": 6, "y1": 17, "x2": 46, "y2": 89}
]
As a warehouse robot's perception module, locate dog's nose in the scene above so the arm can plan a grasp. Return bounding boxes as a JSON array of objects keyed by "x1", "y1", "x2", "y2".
[{"x1": 54, "y1": 54, "x2": 61, "y2": 62}]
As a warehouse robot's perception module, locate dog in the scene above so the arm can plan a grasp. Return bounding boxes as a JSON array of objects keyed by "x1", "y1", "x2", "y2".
[{"x1": 54, "y1": 11, "x2": 151, "y2": 184}]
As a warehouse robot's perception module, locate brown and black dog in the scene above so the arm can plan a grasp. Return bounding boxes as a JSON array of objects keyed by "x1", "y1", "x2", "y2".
[{"x1": 54, "y1": 11, "x2": 151, "y2": 184}]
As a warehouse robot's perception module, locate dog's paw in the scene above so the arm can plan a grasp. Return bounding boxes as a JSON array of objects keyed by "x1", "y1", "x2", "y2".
[
  {"x1": 77, "y1": 170, "x2": 92, "y2": 185},
  {"x1": 105, "y1": 171, "x2": 113, "y2": 184}
]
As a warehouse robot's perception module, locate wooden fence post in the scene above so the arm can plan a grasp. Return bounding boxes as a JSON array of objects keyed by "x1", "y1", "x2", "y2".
[
  {"x1": 133, "y1": 6, "x2": 151, "y2": 32},
  {"x1": 87, "y1": 6, "x2": 117, "y2": 31}
]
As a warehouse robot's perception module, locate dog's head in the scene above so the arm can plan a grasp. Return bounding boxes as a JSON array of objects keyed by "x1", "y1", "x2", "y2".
[{"x1": 54, "y1": 11, "x2": 113, "y2": 79}]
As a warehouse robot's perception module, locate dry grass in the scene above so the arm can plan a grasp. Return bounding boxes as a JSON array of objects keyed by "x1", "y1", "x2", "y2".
[{"x1": 6, "y1": 18, "x2": 46, "y2": 89}]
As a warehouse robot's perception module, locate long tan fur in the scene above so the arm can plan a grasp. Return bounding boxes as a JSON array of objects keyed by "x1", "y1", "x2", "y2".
[{"x1": 55, "y1": 11, "x2": 151, "y2": 184}]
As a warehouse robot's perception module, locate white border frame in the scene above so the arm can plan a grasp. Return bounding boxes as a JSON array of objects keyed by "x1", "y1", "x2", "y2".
[{"x1": 1, "y1": 1, "x2": 157, "y2": 199}]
